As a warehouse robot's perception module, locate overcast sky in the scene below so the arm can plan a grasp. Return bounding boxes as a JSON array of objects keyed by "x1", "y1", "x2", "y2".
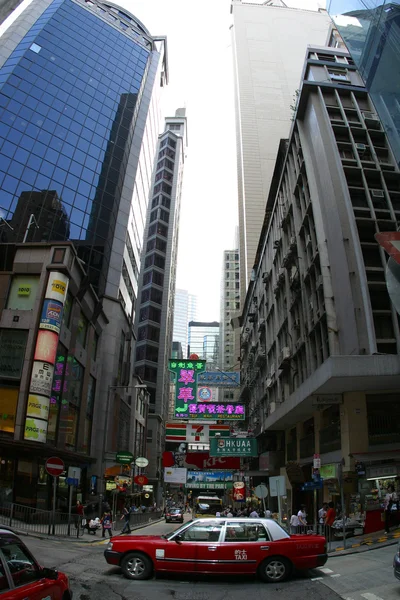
[{"x1": 1, "y1": 0, "x2": 329, "y2": 321}]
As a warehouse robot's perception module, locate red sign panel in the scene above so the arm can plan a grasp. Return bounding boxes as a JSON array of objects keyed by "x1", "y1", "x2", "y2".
[
  {"x1": 233, "y1": 481, "x2": 246, "y2": 502},
  {"x1": 162, "y1": 451, "x2": 240, "y2": 471},
  {"x1": 45, "y1": 456, "x2": 64, "y2": 477},
  {"x1": 134, "y1": 475, "x2": 149, "y2": 486}
]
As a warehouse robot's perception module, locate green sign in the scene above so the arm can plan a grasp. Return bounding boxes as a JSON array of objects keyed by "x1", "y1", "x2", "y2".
[
  {"x1": 209, "y1": 437, "x2": 258, "y2": 457},
  {"x1": 116, "y1": 451, "x2": 134, "y2": 465},
  {"x1": 168, "y1": 359, "x2": 206, "y2": 418},
  {"x1": 320, "y1": 464, "x2": 336, "y2": 479}
]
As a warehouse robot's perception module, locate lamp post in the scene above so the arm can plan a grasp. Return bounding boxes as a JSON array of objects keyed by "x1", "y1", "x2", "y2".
[{"x1": 99, "y1": 383, "x2": 148, "y2": 506}]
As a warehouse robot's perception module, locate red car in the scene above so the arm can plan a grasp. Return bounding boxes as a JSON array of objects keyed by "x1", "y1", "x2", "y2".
[
  {"x1": 0, "y1": 526, "x2": 72, "y2": 599},
  {"x1": 104, "y1": 517, "x2": 327, "y2": 583}
]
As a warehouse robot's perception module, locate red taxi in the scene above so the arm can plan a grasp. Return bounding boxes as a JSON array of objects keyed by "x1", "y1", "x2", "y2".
[
  {"x1": 104, "y1": 518, "x2": 327, "y2": 583},
  {"x1": 0, "y1": 526, "x2": 72, "y2": 599}
]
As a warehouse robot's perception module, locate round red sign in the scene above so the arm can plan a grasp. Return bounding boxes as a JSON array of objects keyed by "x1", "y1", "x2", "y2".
[
  {"x1": 45, "y1": 456, "x2": 65, "y2": 477},
  {"x1": 134, "y1": 475, "x2": 149, "y2": 486}
]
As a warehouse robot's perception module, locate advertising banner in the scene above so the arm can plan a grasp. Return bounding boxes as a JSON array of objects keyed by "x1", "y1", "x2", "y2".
[
  {"x1": 24, "y1": 270, "x2": 70, "y2": 443},
  {"x1": 210, "y1": 437, "x2": 257, "y2": 457},
  {"x1": 39, "y1": 299, "x2": 63, "y2": 334},
  {"x1": 34, "y1": 330, "x2": 58, "y2": 364},
  {"x1": 0, "y1": 387, "x2": 18, "y2": 433},
  {"x1": 197, "y1": 371, "x2": 240, "y2": 387},
  {"x1": 29, "y1": 361, "x2": 54, "y2": 397},
  {"x1": 162, "y1": 451, "x2": 241, "y2": 471},
  {"x1": 186, "y1": 423, "x2": 210, "y2": 443},
  {"x1": 26, "y1": 394, "x2": 50, "y2": 420},
  {"x1": 186, "y1": 471, "x2": 233, "y2": 489},
  {"x1": 175, "y1": 402, "x2": 245, "y2": 420},
  {"x1": 233, "y1": 481, "x2": 246, "y2": 502},
  {"x1": 163, "y1": 467, "x2": 187, "y2": 484},
  {"x1": 45, "y1": 272, "x2": 69, "y2": 303},
  {"x1": 24, "y1": 417, "x2": 48, "y2": 443}
]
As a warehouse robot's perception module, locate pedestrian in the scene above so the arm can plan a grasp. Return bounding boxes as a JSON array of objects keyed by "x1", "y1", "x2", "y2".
[
  {"x1": 290, "y1": 512, "x2": 299, "y2": 534},
  {"x1": 384, "y1": 485, "x2": 395, "y2": 534},
  {"x1": 249, "y1": 508, "x2": 259, "y2": 518},
  {"x1": 325, "y1": 502, "x2": 336, "y2": 542},
  {"x1": 120, "y1": 504, "x2": 131, "y2": 534},
  {"x1": 101, "y1": 510, "x2": 113, "y2": 538},
  {"x1": 264, "y1": 507, "x2": 272, "y2": 518},
  {"x1": 297, "y1": 504, "x2": 307, "y2": 532},
  {"x1": 318, "y1": 503, "x2": 328, "y2": 535},
  {"x1": 226, "y1": 510, "x2": 233, "y2": 518},
  {"x1": 216, "y1": 511, "x2": 221, "y2": 518},
  {"x1": 75, "y1": 500, "x2": 84, "y2": 529}
]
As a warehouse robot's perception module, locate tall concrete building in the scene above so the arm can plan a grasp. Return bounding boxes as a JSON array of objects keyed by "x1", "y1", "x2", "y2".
[
  {"x1": 230, "y1": 0, "x2": 332, "y2": 302},
  {"x1": 172, "y1": 288, "x2": 198, "y2": 358},
  {"x1": 240, "y1": 45, "x2": 400, "y2": 525},
  {"x1": 219, "y1": 246, "x2": 240, "y2": 402},
  {"x1": 135, "y1": 109, "x2": 188, "y2": 503},
  {"x1": 328, "y1": 0, "x2": 400, "y2": 167},
  {"x1": 0, "y1": 0, "x2": 167, "y2": 506}
]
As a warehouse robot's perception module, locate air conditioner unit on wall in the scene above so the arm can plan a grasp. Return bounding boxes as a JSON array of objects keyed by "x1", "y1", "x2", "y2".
[
  {"x1": 371, "y1": 189, "x2": 384, "y2": 198},
  {"x1": 355, "y1": 143, "x2": 366, "y2": 152}
]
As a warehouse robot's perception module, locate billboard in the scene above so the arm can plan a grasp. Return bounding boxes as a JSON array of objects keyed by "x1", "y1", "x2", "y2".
[
  {"x1": 174, "y1": 403, "x2": 245, "y2": 420},
  {"x1": 168, "y1": 359, "x2": 206, "y2": 417},
  {"x1": 39, "y1": 299, "x2": 63, "y2": 334},
  {"x1": 165, "y1": 423, "x2": 230, "y2": 442},
  {"x1": 210, "y1": 437, "x2": 258, "y2": 457},
  {"x1": 164, "y1": 467, "x2": 187, "y2": 484},
  {"x1": 186, "y1": 471, "x2": 233, "y2": 489},
  {"x1": 26, "y1": 394, "x2": 50, "y2": 420},
  {"x1": 198, "y1": 371, "x2": 240, "y2": 387},
  {"x1": 162, "y1": 451, "x2": 241, "y2": 471}
]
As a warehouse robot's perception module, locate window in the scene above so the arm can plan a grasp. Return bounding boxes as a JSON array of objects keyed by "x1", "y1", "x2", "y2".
[
  {"x1": 6, "y1": 275, "x2": 40, "y2": 310},
  {"x1": 0, "y1": 542, "x2": 39, "y2": 586},
  {"x1": 168, "y1": 138, "x2": 176, "y2": 149},
  {"x1": 147, "y1": 428, "x2": 153, "y2": 441},
  {"x1": 0, "y1": 558, "x2": 9, "y2": 591},
  {"x1": 29, "y1": 43, "x2": 41, "y2": 53},
  {"x1": 168, "y1": 123, "x2": 181, "y2": 131},
  {"x1": 0, "y1": 329, "x2": 28, "y2": 379},
  {"x1": 62, "y1": 293, "x2": 73, "y2": 328},
  {"x1": 77, "y1": 311, "x2": 88, "y2": 348},
  {"x1": 177, "y1": 521, "x2": 223, "y2": 542},
  {"x1": 224, "y1": 521, "x2": 268, "y2": 542},
  {"x1": 328, "y1": 69, "x2": 349, "y2": 83}
]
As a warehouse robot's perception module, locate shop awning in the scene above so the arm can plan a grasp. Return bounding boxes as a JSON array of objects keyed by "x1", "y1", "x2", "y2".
[{"x1": 351, "y1": 450, "x2": 400, "y2": 463}]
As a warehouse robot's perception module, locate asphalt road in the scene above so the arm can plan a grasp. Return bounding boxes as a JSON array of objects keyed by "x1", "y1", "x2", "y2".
[{"x1": 19, "y1": 518, "x2": 398, "y2": 600}]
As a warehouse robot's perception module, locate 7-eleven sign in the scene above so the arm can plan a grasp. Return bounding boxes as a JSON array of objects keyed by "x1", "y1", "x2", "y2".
[{"x1": 186, "y1": 424, "x2": 209, "y2": 443}]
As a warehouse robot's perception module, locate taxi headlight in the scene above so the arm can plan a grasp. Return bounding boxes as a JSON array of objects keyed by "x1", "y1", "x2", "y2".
[{"x1": 107, "y1": 542, "x2": 113, "y2": 551}]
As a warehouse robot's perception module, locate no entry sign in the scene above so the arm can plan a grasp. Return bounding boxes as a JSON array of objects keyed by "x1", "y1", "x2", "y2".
[{"x1": 45, "y1": 456, "x2": 65, "y2": 477}]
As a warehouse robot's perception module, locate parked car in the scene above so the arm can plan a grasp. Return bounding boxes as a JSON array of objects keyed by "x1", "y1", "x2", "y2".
[
  {"x1": 394, "y1": 541, "x2": 400, "y2": 581},
  {"x1": 165, "y1": 508, "x2": 184, "y2": 524},
  {"x1": 104, "y1": 517, "x2": 327, "y2": 582},
  {"x1": 0, "y1": 526, "x2": 72, "y2": 598}
]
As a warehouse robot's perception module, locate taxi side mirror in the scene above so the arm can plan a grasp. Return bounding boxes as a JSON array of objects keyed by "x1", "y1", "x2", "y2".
[
  {"x1": 174, "y1": 534, "x2": 183, "y2": 544},
  {"x1": 41, "y1": 567, "x2": 59, "y2": 580}
]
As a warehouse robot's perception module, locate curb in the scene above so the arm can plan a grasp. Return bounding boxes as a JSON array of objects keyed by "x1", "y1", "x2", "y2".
[
  {"x1": 9, "y1": 518, "x2": 165, "y2": 544},
  {"x1": 329, "y1": 532, "x2": 400, "y2": 556}
]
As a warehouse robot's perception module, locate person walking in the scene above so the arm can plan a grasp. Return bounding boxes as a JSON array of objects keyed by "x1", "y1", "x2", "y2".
[
  {"x1": 101, "y1": 510, "x2": 113, "y2": 538},
  {"x1": 120, "y1": 504, "x2": 131, "y2": 534},
  {"x1": 384, "y1": 485, "x2": 395, "y2": 534},
  {"x1": 324, "y1": 502, "x2": 336, "y2": 542},
  {"x1": 290, "y1": 512, "x2": 299, "y2": 534},
  {"x1": 75, "y1": 500, "x2": 84, "y2": 529},
  {"x1": 249, "y1": 508, "x2": 259, "y2": 518},
  {"x1": 318, "y1": 503, "x2": 328, "y2": 535}
]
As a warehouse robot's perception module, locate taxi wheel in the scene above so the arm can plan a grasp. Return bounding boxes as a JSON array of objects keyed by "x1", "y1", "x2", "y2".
[
  {"x1": 258, "y1": 557, "x2": 292, "y2": 583},
  {"x1": 121, "y1": 552, "x2": 153, "y2": 580}
]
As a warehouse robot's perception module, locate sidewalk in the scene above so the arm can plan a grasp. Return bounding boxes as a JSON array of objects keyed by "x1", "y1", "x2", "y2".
[
  {"x1": 6, "y1": 516, "x2": 165, "y2": 544},
  {"x1": 328, "y1": 525, "x2": 400, "y2": 556}
]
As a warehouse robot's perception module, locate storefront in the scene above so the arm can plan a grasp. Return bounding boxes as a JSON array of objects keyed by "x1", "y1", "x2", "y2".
[{"x1": 357, "y1": 462, "x2": 400, "y2": 534}]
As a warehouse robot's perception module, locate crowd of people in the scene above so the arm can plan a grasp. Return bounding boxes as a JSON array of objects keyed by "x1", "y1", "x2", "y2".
[{"x1": 215, "y1": 506, "x2": 272, "y2": 518}]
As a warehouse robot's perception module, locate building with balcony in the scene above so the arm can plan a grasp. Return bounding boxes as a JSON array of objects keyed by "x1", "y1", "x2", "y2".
[
  {"x1": 240, "y1": 45, "x2": 400, "y2": 529},
  {"x1": 134, "y1": 109, "x2": 188, "y2": 504}
]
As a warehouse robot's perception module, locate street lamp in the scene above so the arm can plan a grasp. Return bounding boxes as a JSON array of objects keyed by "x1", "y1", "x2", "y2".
[{"x1": 99, "y1": 383, "x2": 148, "y2": 501}]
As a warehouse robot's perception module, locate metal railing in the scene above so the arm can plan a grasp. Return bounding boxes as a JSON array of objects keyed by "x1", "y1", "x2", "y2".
[
  {"x1": 0, "y1": 502, "x2": 162, "y2": 537},
  {"x1": 319, "y1": 422, "x2": 341, "y2": 454}
]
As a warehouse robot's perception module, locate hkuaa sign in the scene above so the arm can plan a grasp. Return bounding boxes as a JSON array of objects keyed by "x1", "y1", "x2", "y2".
[{"x1": 209, "y1": 437, "x2": 258, "y2": 457}]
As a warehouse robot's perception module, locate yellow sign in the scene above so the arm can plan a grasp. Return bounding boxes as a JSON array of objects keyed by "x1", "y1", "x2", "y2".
[
  {"x1": 18, "y1": 286, "x2": 31, "y2": 296},
  {"x1": 26, "y1": 394, "x2": 50, "y2": 419},
  {"x1": 51, "y1": 280, "x2": 66, "y2": 295},
  {"x1": 0, "y1": 387, "x2": 18, "y2": 433},
  {"x1": 106, "y1": 481, "x2": 117, "y2": 490}
]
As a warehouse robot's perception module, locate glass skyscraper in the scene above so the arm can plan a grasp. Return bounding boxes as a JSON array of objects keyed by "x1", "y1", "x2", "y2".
[{"x1": 328, "y1": 1, "x2": 400, "y2": 166}]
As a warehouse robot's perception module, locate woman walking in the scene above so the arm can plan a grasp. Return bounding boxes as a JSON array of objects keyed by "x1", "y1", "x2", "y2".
[
  {"x1": 101, "y1": 510, "x2": 113, "y2": 538},
  {"x1": 120, "y1": 504, "x2": 131, "y2": 534}
]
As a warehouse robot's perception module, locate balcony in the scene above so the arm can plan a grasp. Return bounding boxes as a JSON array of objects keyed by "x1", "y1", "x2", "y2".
[
  {"x1": 286, "y1": 440, "x2": 297, "y2": 462},
  {"x1": 299, "y1": 433, "x2": 315, "y2": 459},
  {"x1": 319, "y1": 422, "x2": 341, "y2": 454},
  {"x1": 368, "y1": 414, "x2": 400, "y2": 446}
]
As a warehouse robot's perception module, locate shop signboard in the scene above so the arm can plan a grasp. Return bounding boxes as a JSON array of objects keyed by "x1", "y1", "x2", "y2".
[
  {"x1": 39, "y1": 299, "x2": 64, "y2": 334},
  {"x1": 366, "y1": 465, "x2": 400, "y2": 479},
  {"x1": 197, "y1": 371, "x2": 240, "y2": 387},
  {"x1": 163, "y1": 450, "x2": 240, "y2": 470},
  {"x1": 164, "y1": 467, "x2": 187, "y2": 484},
  {"x1": 233, "y1": 481, "x2": 246, "y2": 502},
  {"x1": 0, "y1": 387, "x2": 18, "y2": 433},
  {"x1": 209, "y1": 437, "x2": 257, "y2": 457},
  {"x1": 175, "y1": 402, "x2": 245, "y2": 420},
  {"x1": 45, "y1": 272, "x2": 69, "y2": 303},
  {"x1": 34, "y1": 330, "x2": 58, "y2": 364},
  {"x1": 6, "y1": 276, "x2": 39, "y2": 310},
  {"x1": 186, "y1": 424, "x2": 210, "y2": 443},
  {"x1": 24, "y1": 417, "x2": 48, "y2": 443},
  {"x1": 187, "y1": 482, "x2": 226, "y2": 489},
  {"x1": 186, "y1": 471, "x2": 233, "y2": 485},
  {"x1": 165, "y1": 423, "x2": 230, "y2": 441},
  {"x1": 168, "y1": 359, "x2": 206, "y2": 418},
  {"x1": 320, "y1": 464, "x2": 337, "y2": 479},
  {"x1": 26, "y1": 394, "x2": 50, "y2": 420},
  {"x1": 116, "y1": 451, "x2": 134, "y2": 464},
  {"x1": 29, "y1": 362, "x2": 54, "y2": 397}
]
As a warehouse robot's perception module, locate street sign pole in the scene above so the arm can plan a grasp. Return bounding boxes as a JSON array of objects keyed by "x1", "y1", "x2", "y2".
[
  {"x1": 52, "y1": 476, "x2": 57, "y2": 535},
  {"x1": 68, "y1": 481, "x2": 73, "y2": 536},
  {"x1": 276, "y1": 480, "x2": 281, "y2": 524}
]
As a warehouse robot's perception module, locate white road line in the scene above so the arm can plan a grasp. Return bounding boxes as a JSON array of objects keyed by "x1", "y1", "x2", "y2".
[
  {"x1": 361, "y1": 594, "x2": 385, "y2": 600},
  {"x1": 319, "y1": 567, "x2": 334, "y2": 574},
  {"x1": 311, "y1": 577, "x2": 323, "y2": 581},
  {"x1": 330, "y1": 573, "x2": 341, "y2": 578}
]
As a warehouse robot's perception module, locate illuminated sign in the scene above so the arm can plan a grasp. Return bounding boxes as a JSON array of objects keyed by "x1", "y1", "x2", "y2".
[
  {"x1": 197, "y1": 387, "x2": 212, "y2": 401},
  {"x1": 18, "y1": 286, "x2": 31, "y2": 296},
  {"x1": 198, "y1": 371, "x2": 240, "y2": 387},
  {"x1": 168, "y1": 359, "x2": 206, "y2": 418},
  {"x1": 0, "y1": 387, "x2": 18, "y2": 433},
  {"x1": 174, "y1": 402, "x2": 245, "y2": 420},
  {"x1": 40, "y1": 299, "x2": 63, "y2": 334},
  {"x1": 209, "y1": 437, "x2": 257, "y2": 457},
  {"x1": 26, "y1": 394, "x2": 50, "y2": 420},
  {"x1": 34, "y1": 330, "x2": 58, "y2": 364}
]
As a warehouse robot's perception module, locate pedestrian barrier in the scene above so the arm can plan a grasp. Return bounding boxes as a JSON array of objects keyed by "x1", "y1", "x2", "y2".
[{"x1": 113, "y1": 510, "x2": 163, "y2": 532}]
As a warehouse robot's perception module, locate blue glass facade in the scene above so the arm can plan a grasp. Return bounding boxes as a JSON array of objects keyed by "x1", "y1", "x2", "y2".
[
  {"x1": 0, "y1": 0, "x2": 150, "y2": 290},
  {"x1": 328, "y1": 1, "x2": 400, "y2": 166}
]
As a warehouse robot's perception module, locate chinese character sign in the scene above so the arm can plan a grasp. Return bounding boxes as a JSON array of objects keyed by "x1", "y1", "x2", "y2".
[
  {"x1": 168, "y1": 359, "x2": 206, "y2": 417},
  {"x1": 175, "y1": 402, "x2": 245, "y2": 420}
]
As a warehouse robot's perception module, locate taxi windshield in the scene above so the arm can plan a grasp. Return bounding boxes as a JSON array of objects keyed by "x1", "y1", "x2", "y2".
[{"x1": 163, "y1": 521, "x2": 193, "y2": 540}]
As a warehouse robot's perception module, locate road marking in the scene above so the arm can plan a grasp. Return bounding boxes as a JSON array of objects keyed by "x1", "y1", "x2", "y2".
[
  {"x1": 319, "y1": 567, "x2": 334, "y2": 574},
  {"x1": 330, "y1": 573, "x2": 341, "y2": 578},
  {"x1": 311, "y1": 577, "x2": 323, "y2": 581},
  {"x1": 361, "y1": 594, "x2": 385, "y2": 600}
]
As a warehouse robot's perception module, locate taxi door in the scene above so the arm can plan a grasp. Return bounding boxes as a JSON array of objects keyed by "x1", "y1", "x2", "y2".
[{"x1": 218, "y1": 521, "x2": 270, "y2": 574}]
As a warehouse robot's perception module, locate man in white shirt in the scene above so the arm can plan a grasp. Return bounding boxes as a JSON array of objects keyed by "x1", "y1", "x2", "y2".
[
  {"x1": 249, "y1": 509, "x2": 259, "y2": 518},
  {"x1": 318, "y1": 503, "x2": 328, "y2": 535},
  {"x1": 215, "y1": 511, "x2": 221, "y2": 518}
]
